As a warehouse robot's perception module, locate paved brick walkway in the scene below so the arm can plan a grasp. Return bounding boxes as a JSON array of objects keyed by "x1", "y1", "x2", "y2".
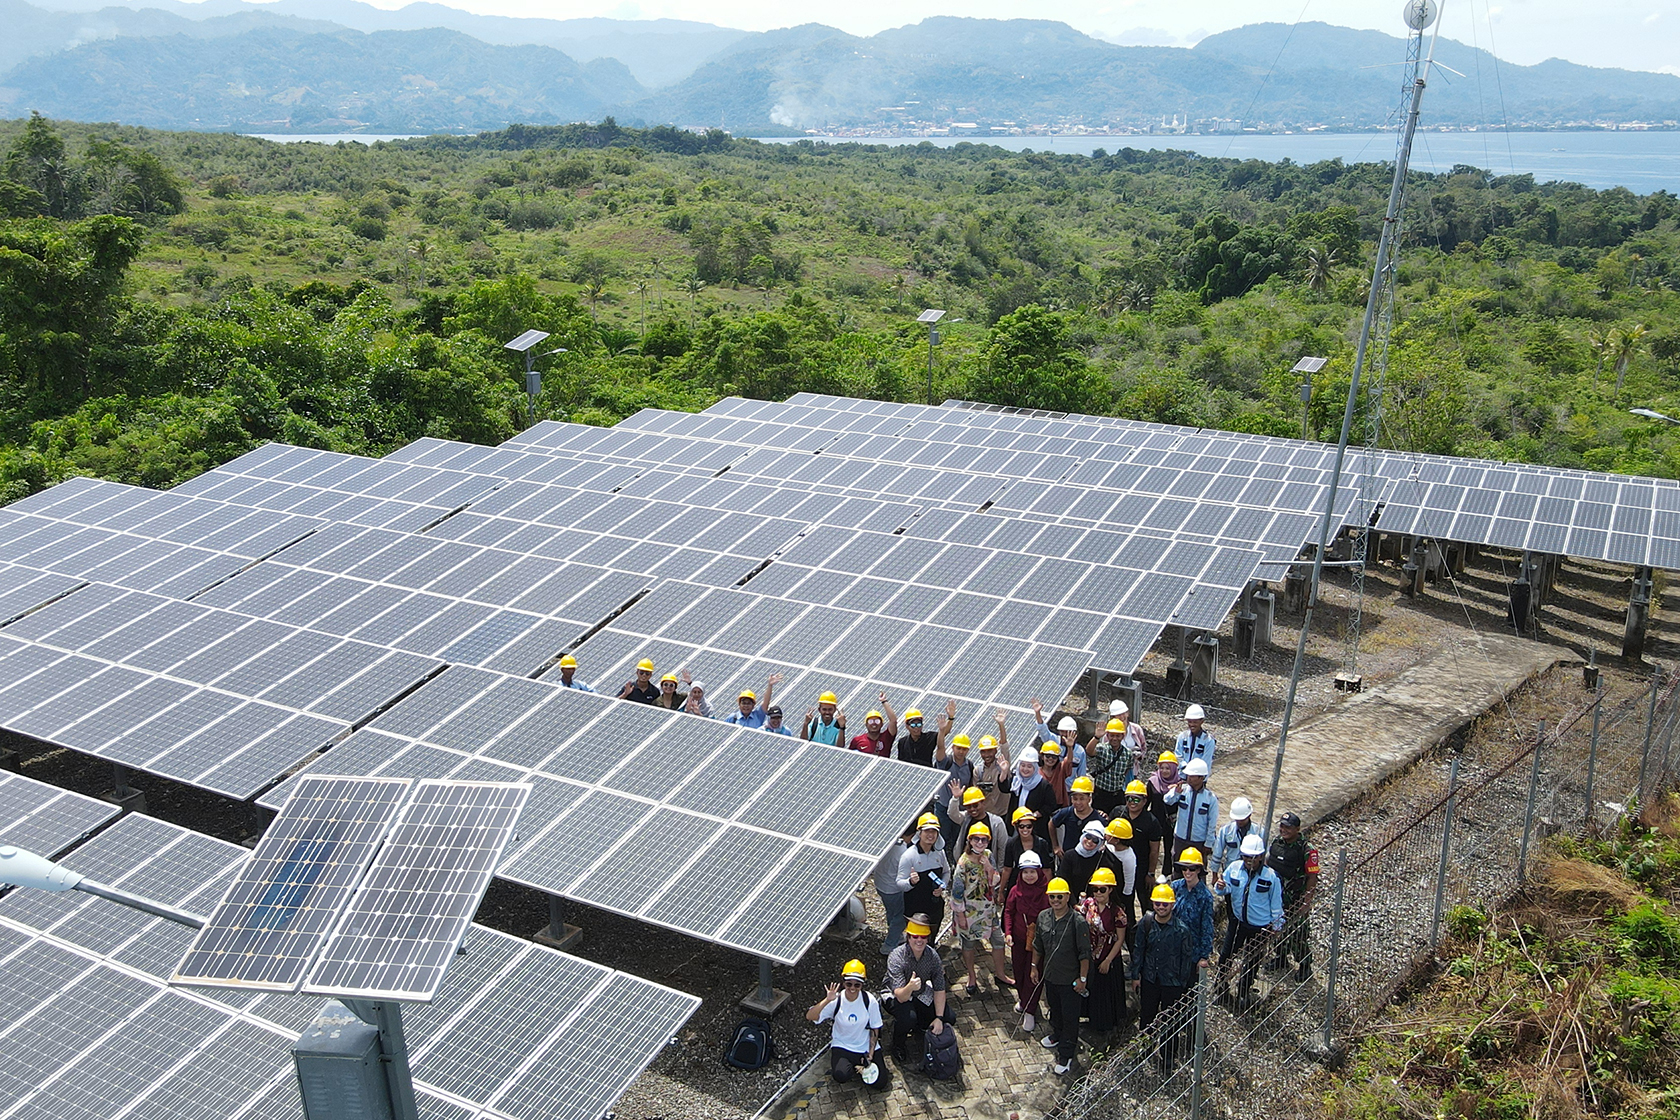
[{"x1": 792, "y1": 948, "x2": 1087, "y2": 1120}]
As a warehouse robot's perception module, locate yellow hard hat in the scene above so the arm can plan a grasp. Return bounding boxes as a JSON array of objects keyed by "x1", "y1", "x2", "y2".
[
  {"x1": 559, "y1": 655, "x2": 577, "y2": 669},
  {"x1": 636, "y1": 659, "x2": 655, "y2": 673},
  {"x1": 978, "y1": 735, "x2": 998, "y2": 750},
  {"x1": 917, "y1": 813, "x2": 940, "y2": 831},
  {"x1": 1126, "y1": 779, "x2": 1148, "y2": 796},
  {"x1": 1040, "y1": 740, "x2": 1063, "y2": 757},
  {"x1": 1105, "y1": 818, "x2": 1134, "y2": 840},
  {"x1": 1176, "y1": 848, "x2": 1205, "y2": 868},
  {"x1": 967, "y1": 821, "x2": 991, "y2": 839},
  {"x1": 1157, "y1": 751, "x2": 1179, "y2": 764},
  {"x1": 819, "y1": 691, "x2": 839, "y2": 705},
  {"x1": 739, "y1": 689, "x2": 757, "y2": 701},
  {"x1": 842, "y1": 959, "x2": 867, "y2": 980},
  {"x1": 961, "y1": 786, "x2": 986, "y2": 806},
  {"x1": 1089, "y1": 867, "x2": 1118, "y2": 888},
  {"x1": 1011, "y1": 807, "x2": 1038, "y2": 825},
  {"x1": 1105, "y1": 718, "x2": 1126, "y2": 733},
  {"x1": 660, "y1": 672, "x2": 679, "y2": 684},
  {"x1": 1071, "y1": 775, "x2": 1095, "y2": 795},
  {"x1": 1046, "y1": 877, "x2": 1071, "y2": 896},
  {"x1": 904, "y1": 708, "x2": 923, "y2": 721},
  {"x1": 951, "y1": 733, "x2": 972, "y2": 749},
  {"x1": 904, "y1": 917, "x2": 932, "y2": 937},
  {"x1": 1151, "y1": 883, "x2": 1177, "y2": 904},
  {"x1": 867, "y1": 709, "x2": 884, "y2": 721}
]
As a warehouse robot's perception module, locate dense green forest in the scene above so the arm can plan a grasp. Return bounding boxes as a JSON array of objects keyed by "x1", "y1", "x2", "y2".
[{"x1": 0, "y1": 114, "x2": 1677, "y2": 502}]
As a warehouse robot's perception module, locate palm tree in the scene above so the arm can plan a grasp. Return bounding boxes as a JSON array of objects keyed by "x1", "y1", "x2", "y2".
[
  {"x1": 1613, "y1": 323, "x2": 1649, "y2": 399},
  {"x1": 1588, "y1": 327, "x2": 1611, "y2": 387},
  {"x1": 681, "y1": 275, "x2": 706, "y2": 327},
  {"x1": 631, "y1": 277, "x2": 651, "y2": 335},
  {"x1": 892, "y1": 273, "x2": 908, "y2": 311},
  {"x1": 1305, "y1": 245, "x2": 1338, "y2": 294},
  {"x1": 585, "y1": 278, "x2": 608, "y2": 320}
]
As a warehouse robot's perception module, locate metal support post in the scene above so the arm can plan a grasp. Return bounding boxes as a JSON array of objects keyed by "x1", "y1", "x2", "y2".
[
  {"x1": 740, "y1": 955, "x2": 790, "y2": 1015},
  {"x1": 1653, "y1": 677, "x2": 1680, "y2": 800},
  {"x1": 1320, "y1": 848, "x2": 1348, "y2": 1055},
  {"x1": 1189, "y1": 970, "x2": 1210, "y2": 1119},
  {"x1": 1430, "y1": 758, "x2": 1460, "y2": 943},
  {"x1": 1625, "y1": 566, "x2": 1653, "y2": 661},
  {"x1": 1584, "y1": 649, "x2": 1600, "y2": 690},
  {"x1": 1517, "y1": 722, "x2": 1546, "y2": 881},
  {"x1": 533, "y1": 893, "x2": 582, "y2": 951},
  {"x1": 103, "y1": 763, "x2": 146, "y2": 813},
  {"x1": 1639, "y1": 670, "x2": 1662, "y2": 807},
  {"x1": 1585, "y1": 695, "x2": 1603, "y2": 828},
  {"x1": 342, "y1": 1000, "x2": 420, "y2": 1120}
]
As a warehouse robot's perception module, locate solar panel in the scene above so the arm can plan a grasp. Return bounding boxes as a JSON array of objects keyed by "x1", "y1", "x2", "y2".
[
  {"x1": 0, "y1": 770, "x2": 118, "y2": 857},
  {"x1": 304, "y1": 780, "x2": 529, "y2": 1001},
  {"x1": 172, "y1": 776, "x2": 412, "y2": 991}
]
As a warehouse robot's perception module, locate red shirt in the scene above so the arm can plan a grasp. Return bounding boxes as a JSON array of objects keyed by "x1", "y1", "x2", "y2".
[{"x1": 850, "y1": 732, "x2": 892, "y2": 757}]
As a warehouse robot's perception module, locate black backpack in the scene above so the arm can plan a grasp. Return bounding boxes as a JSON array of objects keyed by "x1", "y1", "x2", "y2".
[
  {"x1": 723, "y1": 1018, "x2": 777, "y2": 1070},
  {"x1": 922, "y1": 1020, "x2": 961, "y2": 1080}
]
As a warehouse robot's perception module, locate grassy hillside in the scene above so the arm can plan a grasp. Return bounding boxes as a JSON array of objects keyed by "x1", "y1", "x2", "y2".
[{"x1": 0, "y1": 116, "x2": 1676, "y2": 496}]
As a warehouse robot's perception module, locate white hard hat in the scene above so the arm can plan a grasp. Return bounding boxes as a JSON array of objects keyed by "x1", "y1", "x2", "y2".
[
  {"x1": 1185, "y1": 704, "x2": 1206, "y2": 721},
  {"x1": 1109, "y1": 699, "x2": 1129, "y2": 718},
  {"x1": 1057, "y1": 716, "x2": 1079, "y2": 732},
  {"x1": 1018, "y1": 747, "x2": 1039, "y2": 766},
  {"x1": 1081, "y1": 820, "x2": 1107, "y2": 839},
  {"x1": 1239, "y1": 834, "x2": 1266, "y2": 857},
  {"x1": 1230, "y1": 797, "x2": 1253, "y2": 820},
  {"x1": 1018, "y1": 851, "x2": 1043, "y2": 869},
  {"x1": 1183, "y1": 758, "x2": 1209, "y2": 778}
]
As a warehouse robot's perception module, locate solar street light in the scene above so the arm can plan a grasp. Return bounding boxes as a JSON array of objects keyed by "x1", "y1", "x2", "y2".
[
  {"x1": 1293, "y1": 356, "x2": 1327, "y2": 440},
  {"x1": 920, "y1": 309, "x2": 963, "y2": 405},
  {"x1": 1630, "y1": 407, "x2": 1680, "y2": 425},
  {"x1": 0, "y1": 844, "x2": 207, "y2": 927},
  {"x1": 505, "y1": 330, "x2": 567, "y2": 426}
]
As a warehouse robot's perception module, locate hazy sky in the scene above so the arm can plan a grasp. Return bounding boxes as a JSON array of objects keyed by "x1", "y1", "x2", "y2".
[{"x1": 404, "y1": 0, "x2": 1678, "y2": 76}]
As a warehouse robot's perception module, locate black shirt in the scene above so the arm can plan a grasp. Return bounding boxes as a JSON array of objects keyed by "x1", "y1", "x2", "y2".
[
  {"x1": 897, "y1": 730, "x2": 941, "y2": 767},
  {"x1": 622, "y1": 681, "x2": 661, "y2": 704}
]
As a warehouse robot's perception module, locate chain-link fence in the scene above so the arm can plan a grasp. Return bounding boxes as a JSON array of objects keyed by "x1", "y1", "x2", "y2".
[{"x1": 1054, "y1": 667, "x2": 1680, "y2": 1120}]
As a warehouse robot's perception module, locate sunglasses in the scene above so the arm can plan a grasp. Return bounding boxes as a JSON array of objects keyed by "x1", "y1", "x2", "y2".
[
  {"x1": 842, "y1": 979, "x2": 863, "y2": 987},
  {"x1": 907, "y1": 718, "x2": 923, "y2": 725},
  {"x1": 906, "y1": 933, "x2": 929, "y2": 940},
  {"x1": 1092, "y1": 885, "x2": 1111, "y2": 891}
]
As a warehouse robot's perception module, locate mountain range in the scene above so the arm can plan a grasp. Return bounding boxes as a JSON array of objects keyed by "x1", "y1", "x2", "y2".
[{"x1": 1, "y1": 2, "x2": 1677, "y2": 134}]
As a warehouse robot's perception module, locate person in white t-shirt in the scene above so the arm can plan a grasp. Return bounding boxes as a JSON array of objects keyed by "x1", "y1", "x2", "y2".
[{"x1": 807, "y1": 959, "x2": 885, "y2": 1085}]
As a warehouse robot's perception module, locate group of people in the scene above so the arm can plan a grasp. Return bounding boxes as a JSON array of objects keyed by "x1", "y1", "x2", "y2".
[{"x1": 829, "y1": 700, "x2": 1319, "y2": 1081}]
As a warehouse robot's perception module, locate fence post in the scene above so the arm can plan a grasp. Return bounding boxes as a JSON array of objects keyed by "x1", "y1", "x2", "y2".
[
  {"x1": 1639, "y1": 669, "x2": 1661, "y2": 807},
  {"x1": 1430, "y1": 757, "x2": 1460, "y2": 943},
  {"x1": 1584, "y1": 694, "x2": 1603, "y2": 831},
  {"x1": 1518, "y1": 721, "x2": 1546, "y2": 881},
  {"x1": 1320, "y1": 848, "x2": 1348, "y2": 1054},
  {"x1": 1190, "y1": 966, "x2": 1210, "y2": 1120},
  {"x1": 1661, "y1": 683, "x2": 1680, "y2": 791}
]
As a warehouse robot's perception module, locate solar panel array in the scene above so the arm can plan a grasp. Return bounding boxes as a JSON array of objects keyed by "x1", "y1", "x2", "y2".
[
  {"x1": 0, "y1": 770, "x2": 118, "y2": 858},
  {"x1": 0, "y1": 811, "x2": 699, "y2": 1120},
  {"x1": 255, "y1": 664, "x2": 944, "y2": 965}
]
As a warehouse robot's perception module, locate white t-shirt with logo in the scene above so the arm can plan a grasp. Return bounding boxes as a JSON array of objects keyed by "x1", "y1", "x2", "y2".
[{"x1": 817, "y1": 990, "x2": 883, "y2": 1053}]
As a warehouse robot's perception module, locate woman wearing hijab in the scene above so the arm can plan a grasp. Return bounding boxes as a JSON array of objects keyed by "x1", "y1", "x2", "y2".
[
  {"x1": 1004, "y1": 850, "x2": 1051, "y2": 1032},
  {"x1": 683, "y1": 679, "x2": 713, "y2": 718},
  {"x1": 1008, "y1": 747, "x2": 1059, "y2": 848},
  {"x1": 1055, "y1": 820, "x2": 1107, "y2": 898}
]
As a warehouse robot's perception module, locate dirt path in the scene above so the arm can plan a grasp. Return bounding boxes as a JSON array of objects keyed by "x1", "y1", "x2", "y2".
[{"x1": 1210, "y1": 632, "x2": 1577, "y2": 828}]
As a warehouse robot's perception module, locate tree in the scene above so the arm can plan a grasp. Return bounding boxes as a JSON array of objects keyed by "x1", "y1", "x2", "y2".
[
  {"x1": 1612, "y1": 323, "x2": 1649, "y2": 400},
  {"x1": 968, "y1": 304, "x2": 1106, "y2": 414},
  {"x1": 1588, "y1": 327, "x2": 1610, "y2": 387},
  {"x1": 681, "y1": 275, "x2": 706, "y2": 326},
  {"x1": 631, "y1": 277, "x2": 651, "y2": 334},
  {"x1": 3, "y1": 113, "x2": 81, "y2": 219},
  {"x1": 1304, "y1": 245, "x2": 1339, "y2": 294}
]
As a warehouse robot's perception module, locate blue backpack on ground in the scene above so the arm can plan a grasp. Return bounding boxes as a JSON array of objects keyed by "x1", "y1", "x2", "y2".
[
  {"x1": 724, "y1": 1018, "x2": 777, "y2": 1070},
  {"x1": 922, "y1": 1020, "x2": 961, "y2": 1080}
]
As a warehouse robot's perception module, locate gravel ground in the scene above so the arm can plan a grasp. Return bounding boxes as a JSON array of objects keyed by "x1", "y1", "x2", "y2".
[{"x1": 3, "y1": 544, "x2": 1670, "y2": 1120}]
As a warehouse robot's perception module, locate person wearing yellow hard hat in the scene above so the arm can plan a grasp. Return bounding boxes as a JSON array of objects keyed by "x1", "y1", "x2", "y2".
[
  {"x1": 972, "y1": 709, "x2": 1014, "y2": 819},
  {"x1": 802, "y1": 690, "x2": 846, "y2": 746},
  {"x1": 1029, "y1": 699, "x2": 1090, "y2": 803},
  {"x1": 725, "y1": 672, "x2": 784, "y2": 730},
  {"x1": 948, "y1": 786, "x2": 1004, "y2": 865},
  {"x1": 1001, "y1": 804, "x2": 1052, "y2": 899},
  {"x1": 895, "y1": 698, "x2": 955, "y2": 768},
  {"x1": 808, "y1": 958, "x2": 886, "y2": 1086},
  {"x1": 951, "y1": 819, "x2": 1011, "y2": 996},
  {"x1": 848, "y1": 690, "x2": 898, "y2": 757},
  {"x1": 1049, "y1": 773, "x2": 1107, "y2": 861},
  {"x1": 1004, "y1": 849, "x2": 1050, "y2": 1031},
  {"x1": 1096, "y1": 816, "x2": 1138, "y2": 941},
  {"x1": 1119, "y1": 778, "x2": 1165, "y2": 887},
  {"x1": 1086, "y1": 708, "x2": 1146, "y2": 817},
  {"x1": 1169, "y1": 847, "x2": 1215, "y2": 970},
  {"x1": 1080, "y1": 865, "x2": 1127, "y2": 1035},
  {"x1": 554, "y1": 653, "x2": 595, "y2": 692},
  {"x1": 883, "y1": 913, "x2": 947, "y2": 1064},
  {"x1": 897, "y1": 812, "x2": 949, "y2": 941},
  {"x1": 936, "y1": 729, "x2": 977, "y2": 853},
  {"x1": 1032, "y1": 874, "x2": 1090, "y2": 1075},
  {"x1": 647, "y1": 671, "x2": 679, "y2": 710},
  {"x1": 618, "y1": 658, "x2": 660, "y2": 704},
  {"x1": 1130, "y1": 881, "x2": 1198, "y2": 1071}
]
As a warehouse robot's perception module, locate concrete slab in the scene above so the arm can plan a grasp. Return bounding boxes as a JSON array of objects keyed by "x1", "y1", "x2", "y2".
[{"x1": 1213, "y1": 633, "x2": 1575, "y2": 828}]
